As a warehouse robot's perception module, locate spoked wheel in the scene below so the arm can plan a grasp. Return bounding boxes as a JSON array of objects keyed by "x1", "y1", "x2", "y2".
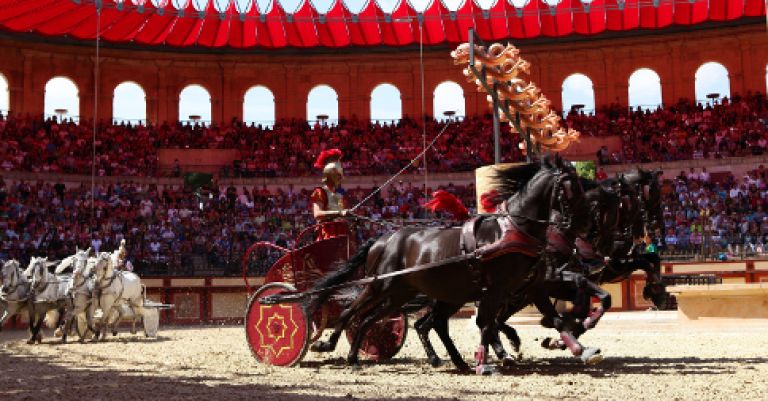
[
  {"x1": 346, "y1": 312, "x2": 408, "y2": 361},
  {"x1": 245, "y1": 282, "x2": 311, "y2": 367}
]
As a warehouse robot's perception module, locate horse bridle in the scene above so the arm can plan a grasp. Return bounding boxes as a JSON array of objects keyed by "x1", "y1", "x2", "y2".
[
  {"x1": 502, "y1": 167, "x2": 580, "y2": 230},
  {"x1": 28, "y1": 260, "x2": 56, "y2": 294},
  {"x1": 1, "y1": 264, "x2": 21, "y2": 295},
  {"x1": 70, "y1": 256, "x2": 92, "y2": 296},
  {"x1": 95, "y1": 259, "x2": 118, "y2": 291}
]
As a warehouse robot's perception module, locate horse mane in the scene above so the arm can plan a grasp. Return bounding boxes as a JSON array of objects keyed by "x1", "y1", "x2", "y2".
[
  {"x1": 483, "y1": 162, "x2": 542, "y2": 201},
  {"x1": 54, "y1": 255, "x2": 76, "y2": 274}
]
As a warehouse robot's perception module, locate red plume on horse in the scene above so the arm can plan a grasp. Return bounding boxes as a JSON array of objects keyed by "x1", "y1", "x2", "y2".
[
  {"x1": 424, "y1": 190, "x2": 469, "y2": 221},
  {"x1": 425, "y1": 189, "x2": 505, "y2": 220},
  {"x1": 479, "y1": 189, "x2": 504, "y2": 213}
]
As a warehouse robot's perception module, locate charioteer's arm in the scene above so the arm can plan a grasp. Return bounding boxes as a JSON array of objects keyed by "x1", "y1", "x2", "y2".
[{"x1": 312, "y1": 203, "x2": 350, "y2": 219}]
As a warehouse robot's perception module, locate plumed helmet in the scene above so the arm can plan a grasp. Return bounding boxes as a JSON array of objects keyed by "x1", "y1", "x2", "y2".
[{"x1": 314, "y1": 149, "x2": 344, "y2": 179}]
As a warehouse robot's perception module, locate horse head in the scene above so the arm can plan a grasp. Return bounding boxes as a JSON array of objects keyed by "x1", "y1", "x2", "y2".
[
  {"x1": 1, "y1": 260, "x2": 21, "y2": 293},
  {"x1": 626, "y1": 167, "x2": 664, "y2": 237},
  {"x1": 71, "y1": 247, "x2": 93, "y2": 284},
  {"x1": 581, "y1": 179, "x2": 622, "y2": 256},
  {"x1": 24, "y1": 257, "x2": 49, "y2": 292},
  {"x1": 502, "y1": 154, "x2": 585, "y2": 239},
  {"x1": 94, "y1": 252, "x2": 113, "y2": 282}
]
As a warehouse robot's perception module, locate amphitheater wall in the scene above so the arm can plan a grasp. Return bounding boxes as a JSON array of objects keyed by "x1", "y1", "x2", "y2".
[{"x1": 0, "y1": 23, "x2": 766, "y2": 123}]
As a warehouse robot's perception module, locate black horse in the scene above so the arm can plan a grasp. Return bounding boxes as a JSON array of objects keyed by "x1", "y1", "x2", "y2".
[
  {"x1": 307, "y1": 156, "x2": 586, "y2": 374},
  {"x1": 413, "y1": 177, "x2": 622, "y2": 369},
  {"x1": 497, "y1": 169, "x2": 668, "y2": 356}
]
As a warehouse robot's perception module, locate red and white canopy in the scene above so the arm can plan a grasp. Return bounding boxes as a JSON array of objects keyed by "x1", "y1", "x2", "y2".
[{"x1": 0, "y1": 0, "x2": 763, "y2": 49}]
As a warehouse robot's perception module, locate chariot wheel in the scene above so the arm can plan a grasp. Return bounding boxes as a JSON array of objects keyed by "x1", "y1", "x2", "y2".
[
  {"x1": 345, "y1": 312, "x2": 408, "y2": 361},
  {"x1": 245, "y1": 282, "x2": 311, "y2": 367}
]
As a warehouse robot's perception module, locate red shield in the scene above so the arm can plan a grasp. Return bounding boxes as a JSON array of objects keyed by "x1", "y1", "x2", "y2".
[{"x1": 245, "y1": 283, "x2": 310, "y2": 366}]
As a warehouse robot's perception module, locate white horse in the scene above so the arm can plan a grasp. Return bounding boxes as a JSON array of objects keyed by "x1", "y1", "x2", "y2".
[
  {"x1": 1, "y1": 260, "x2": 32, "y2": 337},
  {"x1": 24, "y1": 256, "x2": 73, "y2": 344},
  {"x1": 90, "y1": 252, "x2": 145, "y2": 341},
  {"x1": 53, "y1": 248, "x2": 96, "y2": 343}
]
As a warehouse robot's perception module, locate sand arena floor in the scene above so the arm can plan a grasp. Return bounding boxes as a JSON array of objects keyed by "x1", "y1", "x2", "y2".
[{"x1": 1, "y1": 311, "x2": 767, "y2": 401}]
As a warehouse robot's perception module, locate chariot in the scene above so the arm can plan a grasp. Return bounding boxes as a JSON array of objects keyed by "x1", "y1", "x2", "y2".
[{"x1": 242, "y1": 222, "x2": 408, "y2": 367}]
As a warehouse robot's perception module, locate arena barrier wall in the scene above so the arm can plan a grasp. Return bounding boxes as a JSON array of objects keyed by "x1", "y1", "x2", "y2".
[{"x1": 3, "y1": 261, "x2": 766, "y2": 329}]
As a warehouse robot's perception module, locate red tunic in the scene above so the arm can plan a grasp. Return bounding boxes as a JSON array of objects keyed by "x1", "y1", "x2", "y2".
[{"x1": 310, "y1": 186, "x2": 349, "y2": 240}]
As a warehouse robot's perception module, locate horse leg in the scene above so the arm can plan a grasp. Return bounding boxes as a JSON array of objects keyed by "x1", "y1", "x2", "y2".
[
  {"x1": 29, "y1": 309, "x2": 45, "y2": 345},
  {"x1": 413, "y1": 311, "x2": 442, "y2": 368},
  {"x1": 0, "y1": 302, "x2": 19, "y2": 332},
  {"x1": 56, "y1": 306, "x2": 68, "y2": 343},
  {"x1": 431, "y1": 304, "x2": 470, "y2": 371},
  {"x1": 310, "y1": 286, "x2": 392, "y2": 354},
  {"x1": 26, "y1": 308, "x2": 39, "y2": 344},
  {"x1": 346, "y1": 295, "x2": 409, "y2": 368},
  {"x1": 111, "y1": 307, "x2": 122, "y2": 337},
  {"x1": 578, "y1": 278, "x2": 611, "y2": 331},
  {"x1": 475, "y1": 292, "x2": 506, "y2": 375},
  {"x1": 488, "y1": 303, "x2": 522, "y2": 367},
  {"x1": 414, "y1": 302, "x2": 466, "y2": 370}
]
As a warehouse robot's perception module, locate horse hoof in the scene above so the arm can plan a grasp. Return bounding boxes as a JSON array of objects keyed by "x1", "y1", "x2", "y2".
[
  {"x1": 310, "y1": 341, "x2": 332, "y2": 353},
  {"x1": 475, "y1": 364, "x2": 495, "y2": 376},
  {"x1": 455, "y1": 361, "x2": 471, "y2": 372},
  {"x1": 26, "y1": 339, "x2": 35, "y2": 345},
  {"x1": 428, "y1": 356, "x2": 443, "y2": 368},
  {"x1": 112, "y1": 330, "x2": 118, "y2": 337},
  {"x1": 501, "y1": 356, "x2": 517, "y2": 368},
  {"x1": 580, "y1": 347, "x2": 603, "y2": 365},
  {"x1": 54, "y1": 328, "x2": 63, "y2": 338},
  {"x1": 542, "y1": 337, "x2": 566, "y2": 351},
  {"x1": 348, "y1": 363, "x2": 362, "y2": 371}
]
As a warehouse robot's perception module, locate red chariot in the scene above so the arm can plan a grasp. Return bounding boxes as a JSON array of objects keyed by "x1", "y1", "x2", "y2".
[{"x1": 242, "y1": 222, "x2": 408, "y2": 367}]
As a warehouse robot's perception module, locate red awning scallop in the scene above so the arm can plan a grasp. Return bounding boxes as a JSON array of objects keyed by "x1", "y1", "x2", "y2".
[{"x1": 0, "y1": 0, "x2": 761, "y2": 49}]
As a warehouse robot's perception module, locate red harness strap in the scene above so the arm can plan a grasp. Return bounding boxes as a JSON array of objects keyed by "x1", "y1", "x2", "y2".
[
  {"x1": 477, "y1": 223, "x2": 544, "y2": 261},
  {"x1": 546, "y1": 228, "x2": 573, "y2": 256}
]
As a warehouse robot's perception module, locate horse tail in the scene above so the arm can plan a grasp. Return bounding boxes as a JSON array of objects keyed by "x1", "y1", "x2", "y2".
[
  {"x1": 307, "y1": 238, "x2": 378, "y2": 310},
  {"x1": 44, "y1": 309, "x2": 60, "y2": 329}
]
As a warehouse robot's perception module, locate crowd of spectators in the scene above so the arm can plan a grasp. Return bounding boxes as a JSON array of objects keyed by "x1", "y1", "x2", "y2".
[
  {"x1": 0, "y1": 177, "x2": 475, "y2": 275},
  {"x1": 1, "y1": 93, "x2": 766, "y2": 177},
  {"x1": 3, "y1": 93, "x2": 768, "y2": 272},
  {"x1": 659, "y1": 166, "x2": 768, "y2": 258},
  {"x1": 566, "y1": 92, "x2": 768, "y2": 164}
]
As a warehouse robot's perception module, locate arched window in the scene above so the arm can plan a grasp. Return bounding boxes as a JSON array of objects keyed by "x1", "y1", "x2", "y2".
[
  {"x1": 433, "y1": 81, "x2": 465, "y2": 121},
  {"x1": 307, "y1": 85, "x2": 339, "y2": 125},
  {"x1": 370, "y1": 83, "x2": 402, "y2": 123},
  {"x1": 0, "y1": 73, "x2": 8, "y2": 116},
  {"x1": 179, "y1": 84, "x2": 212, "y2": 125},
  {"x1": 561, "y1": 73, "x2": 595, "y2": 115},
  {"x1": 243, "y1": 85, "x2": 275, "y2": 127},
  {"x1": 695, "y1": 62, "x2": 730, "y2": 105},
  {"x1": 628, "y1": 68, "x2": 662, "y2": 111},
  {"x1": 44, "y1": 77, "x2": 79, "y2": 121},
  {"x1": 113, "y1": 82, "x2": 147, "y2": 125}
]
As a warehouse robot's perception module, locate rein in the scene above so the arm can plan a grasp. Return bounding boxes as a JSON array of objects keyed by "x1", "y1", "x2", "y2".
[{"x1": 261, "y1": 253, "x2": 478, "y2": 305}]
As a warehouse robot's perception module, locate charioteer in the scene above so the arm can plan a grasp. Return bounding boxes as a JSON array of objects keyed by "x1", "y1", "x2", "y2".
[{"x1": 310, "y1": 148, "x2": 352, "y2": 240}]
